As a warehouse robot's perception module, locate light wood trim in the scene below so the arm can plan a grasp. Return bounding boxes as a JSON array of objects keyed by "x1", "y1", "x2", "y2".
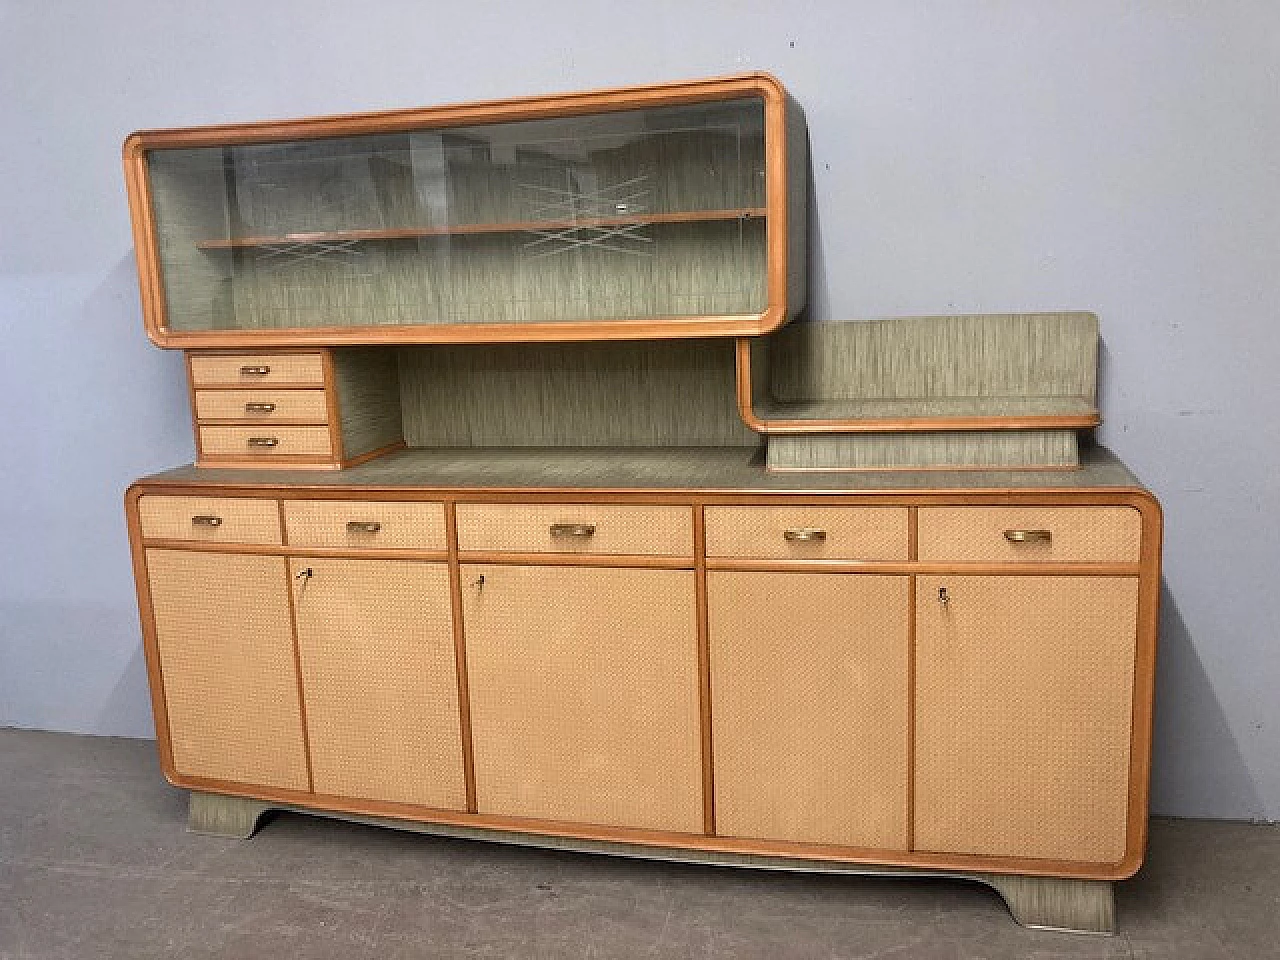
[
  {"x1": 138, "y1": 539, "x2": 448, "y2": 561},
  {"x1": 1123, "y1": 493, "x2": 1163, "y2": 877},
  {"x1": 706, "y1": 560, "x2": 1141, "y2": 576},
  {"x1": 693, "y1": 504, "x2": 715, "y2": 835},
  {"x1": 278, "y1": 500, "x2": 316, "y2": 793},
  {"x1": 339, "y1": 439, "x2": 406, "y2": 470},
  {"x1": 135, "y1": 540, "x2": 1137, "y2": 577},
  {"x1": 445, "y1": 502, "x2": 478, "y2": 814},
  {"x1": 125, "y1": 486, "x2": 178, "y2": 778},
  {"x1": 322, "y1": 349, "x2": 345, "y2": 462},
  {"x1": 125, "y1": 74, "x2": 791, "y2": 348},
  {"x1": 131, "y1": 483, "x2": 1157, "y2": 510},
  {"x1": 906, "y1": 573, "x2": 916, "y2": 852},
  {"x1": 126, "y1": 74, "x2": 786, "y2": 149},
  {"x1": 185, "y1": 353, "x2": 203, "y2": 461},
  {"x1": 197, "y1": 209, "x2": 767, "y2": 249},
  {"x1": 456, "y1": 551, "x2": 694, "y2": 569},
  {"x1": 733, "y1": 338, "x2": 1100, "y2": 434},
  {"x1": 193, "y1": 456, "x2": 343, "y2": 471},
  {"x1": 160, "y1": 771, "x2": 1143, "y2": 881}
]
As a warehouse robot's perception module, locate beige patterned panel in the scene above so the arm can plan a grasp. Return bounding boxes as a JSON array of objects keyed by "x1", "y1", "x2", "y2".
[
  {"x1": 709, "y1": 572, "x2": 909, "y2": 848},
  {"x1": 138, "y1": 495, "x2": 281, "y2": 544},
  {"x1": 455, "y1": 503, "x2": 693, "y2": 556},
  {"x1": 194, "y1": 389, "x2": 329, "y2": 423},
  {"x1": 284, "y1": 500, "x2": 446, "y2": 550},
  {"x1": 189, "y1": 353, "x2": 325, "y2": 386},
  {"x1": 915, "y1": 575, "x2": 1139, "y2": 863},
  {"x1": 145, "y1": 549, "x2": 308, "y2": 789},
  {"x1": 198, "y1": 425, "x2": 333, "y2": 458},
  {"x1": 463, "y1": 565, "x2": 702, "y2": 832},
  {"x1": 705, "y1": 506, "x2": 909, "y2": 560},
  {"x1": 918, "y1": 507, "x2": 1141, "y2": 563},
  {"x1": 289, "y1": 559, "x2": 465, "y2": 808}
]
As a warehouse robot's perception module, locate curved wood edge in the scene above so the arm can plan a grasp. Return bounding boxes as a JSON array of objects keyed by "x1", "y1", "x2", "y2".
[
  {"x1": 124, "y1": 73, "x2": 787, "y2": 149},
  {"x1": 163, "y1": 772, "x2": 1141, "y2": 882},
  {"x1": 143, "y1": 316, "x2": 782, "y2": 350},
  {"x1": 734, "y1": 338, "x2": 1101, "y2": 434}
]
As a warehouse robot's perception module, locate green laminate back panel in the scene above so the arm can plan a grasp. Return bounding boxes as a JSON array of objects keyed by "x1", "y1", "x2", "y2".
[
  {"x1": 761, "y1": 313, "x2": 1098, "y2": 413},
  {"x1": 331, "y1": 348, "x2": 404, "y2": 459},
  {"x1": 397, "y1": 339, "x2": 757, "y2": 448},
  {"x1": 765, "y1": 431, "x2": 1080, "y2": 471}
]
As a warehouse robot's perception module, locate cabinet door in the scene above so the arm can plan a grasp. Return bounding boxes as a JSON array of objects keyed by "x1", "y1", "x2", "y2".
[
  {"x1": 461, "y1": 565, "x2": 702, "y2": 832},
  {"x1": 708, "y1": 572, "x2": 909, "y2": 849},
  {"x1": 145, "y1": 549, "x2": 308, "y2": 790},
  {"x1": 915, "y1": 575, "x2": 1139, "y2": 863},
  {"x1": 289, "y1": 559, "x2": 466, "y2": 809}
]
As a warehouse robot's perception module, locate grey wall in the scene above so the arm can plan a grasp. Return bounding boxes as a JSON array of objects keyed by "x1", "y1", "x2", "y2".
[{"x1": 2, "y1": 1, "x2": 1277, "y2": 820}]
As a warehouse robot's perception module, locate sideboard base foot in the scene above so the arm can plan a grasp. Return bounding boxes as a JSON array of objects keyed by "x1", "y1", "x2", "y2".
[
  {"x1": 979, "y1": 874, "x2": 1115, "y2": 934},
  {"x1": 187, "y1": 791, "x2": 273, "y2": 839}
]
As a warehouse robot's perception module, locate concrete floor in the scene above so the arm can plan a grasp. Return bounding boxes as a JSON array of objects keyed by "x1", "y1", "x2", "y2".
[{"x1": 0, "y1": 729, "x2": 1276, "y2": 959}]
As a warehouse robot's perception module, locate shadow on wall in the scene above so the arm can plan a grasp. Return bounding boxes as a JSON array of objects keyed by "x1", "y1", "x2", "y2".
[{"x1": 1149, "y1": 583, "x2": 1265, "y2": 820}]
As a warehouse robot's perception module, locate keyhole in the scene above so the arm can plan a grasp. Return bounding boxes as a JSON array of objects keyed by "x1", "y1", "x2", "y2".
[
  {"x1": 296, "y1": 566, "x2": 313, "y2": 601},
  {"x1": 938, "y1": 586, "x2": 949, "y2": 607},
  {"x1": 471, "y1": 574, "x2": 485, "y2": 591}
]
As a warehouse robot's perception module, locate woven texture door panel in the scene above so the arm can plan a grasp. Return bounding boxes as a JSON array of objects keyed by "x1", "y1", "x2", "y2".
[
  {"x1": 915, "y1": 575, "x2": 1139, "y2": 863},
  {"x1": 708, "y1": 572, "x2": 909, "y2": 848},
  {"x1": 290, "y1": 559, "x2": 465, "y2": 809},
  {"x1": 462, "y1": 565, "x2": 702, "y2": 832},
  {"x1": 145, "y1": 549, "x2": 308, "y2": 789}
]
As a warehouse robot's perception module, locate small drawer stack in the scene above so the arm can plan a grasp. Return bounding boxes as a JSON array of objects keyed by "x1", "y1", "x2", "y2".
[{"x1": 188, "y1": 352, "x2": 339, "y2": 468}]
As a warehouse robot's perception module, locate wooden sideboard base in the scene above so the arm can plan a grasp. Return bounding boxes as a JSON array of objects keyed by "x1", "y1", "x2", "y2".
[{"x1": 185, "y1": 790, "x2": 1115, "y2": 934}]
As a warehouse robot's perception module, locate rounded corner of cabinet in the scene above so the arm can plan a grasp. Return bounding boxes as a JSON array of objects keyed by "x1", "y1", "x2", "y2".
[{"x1": 747, "y1": 72, "x2": 788, "y2": 104}]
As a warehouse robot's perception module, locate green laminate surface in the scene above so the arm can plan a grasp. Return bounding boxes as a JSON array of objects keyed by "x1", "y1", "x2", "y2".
[{"x1": 138, "y1": 443, "x2": 1142, "y2": 492}]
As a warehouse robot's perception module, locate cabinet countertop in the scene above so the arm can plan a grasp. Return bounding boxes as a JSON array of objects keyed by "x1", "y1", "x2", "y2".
[{"x1": 135, "y1": 445, "x2": 1147, "y2": 495}]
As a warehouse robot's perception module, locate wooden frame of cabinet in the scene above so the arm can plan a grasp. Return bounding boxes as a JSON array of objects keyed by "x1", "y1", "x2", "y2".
[
  {"x1": 125, "y1": 478, "x2": 1160, "y2": 884},
  {"x1": 123, "y1": 74, "x2": 805, "y2": 348}
]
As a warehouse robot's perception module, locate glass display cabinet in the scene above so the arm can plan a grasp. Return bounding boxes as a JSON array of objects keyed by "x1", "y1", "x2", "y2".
[{"x1": 124, "y1": 75, "x2": 806, "y2": 346}]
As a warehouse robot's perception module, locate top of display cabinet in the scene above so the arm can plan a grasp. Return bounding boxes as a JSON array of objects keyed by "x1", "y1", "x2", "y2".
[{"x1": 123, "y1": 74, "x2": 806, "y2": 348}]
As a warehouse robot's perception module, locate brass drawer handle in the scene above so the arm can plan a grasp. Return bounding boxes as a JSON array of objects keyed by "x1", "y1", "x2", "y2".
[
  {"x1": 244, "y1": 402, "x2": 276, "y2": 413},
  {"x1": 550, "y1": 523, "x2": 596, "y2": 538},
  {"x1": 239, "y1": 365, "x2": 271, "y2": 376},
  {"x1": 246, "y1": 436, "x2": 279, "y2": 448},
  {"x1": 783, "y1": 528, "x2": 828, "y2": 543},
  {"x1": 191, "y1": 515, "x2": 223, "y2": 527},
  {"x1": 346, "y1": 521, "x2": 382, "y2": 534},
  {"x1": 1004, "y1": 529, "x2": 1052, "y2": 543}
]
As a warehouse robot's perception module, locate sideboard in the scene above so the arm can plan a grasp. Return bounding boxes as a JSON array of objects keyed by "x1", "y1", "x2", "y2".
[{"x1": 120, "y1": 76, "x2": 1161, "y2": 935}]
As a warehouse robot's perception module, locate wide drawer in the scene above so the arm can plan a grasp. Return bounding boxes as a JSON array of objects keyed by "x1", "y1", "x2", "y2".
[
  {"x1": 918, "y1": 506, "x2": 1142, "y2": 563},
  {"x1": 198, "y1": 425, "x2": 333, "y2": 458},
  {"x1": 136, "y1": 495, "x2": 281, "y2": 544},
  {"x1": 189, "y1": 353, "x2": 326, "y2": 387},
  {"x1": 456, "y1": 503, "x2": 693, "y2": 556},
  {"x1": 284, "y1": 500, "x2": 447, "y2": 550},
  {"x1": 705, "y1": 506, "x2": 910, "y2": 561},
  {"x1": 193, "y1": 389, "x2": 329, "y2": 423}
]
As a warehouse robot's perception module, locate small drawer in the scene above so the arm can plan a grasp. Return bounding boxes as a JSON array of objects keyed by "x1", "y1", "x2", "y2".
[
  {"x1": 705, "y1": 506, "x2": 909, "y2": 561},
  {"x1": 194, "y1": 389, "x2": 329, "y2": 423},
  {"x1": 456, "y1": 503, "x2": 693, "y2": 557},
  {"x1": 284, "y1": 500, "x2": 446, "y2": 550},
  {"x1": 918, "y1": 506, "x2": 1142, "y2": 563},
  {"x1": 198, "y1": 425, "x2": 333, "y2": 459},
  {"x1": 189, "y1": 353, "x2": 326, "y2": 387},
  {"x1": 137, "y1": 495, "x2": 281, "y2": 545}
]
